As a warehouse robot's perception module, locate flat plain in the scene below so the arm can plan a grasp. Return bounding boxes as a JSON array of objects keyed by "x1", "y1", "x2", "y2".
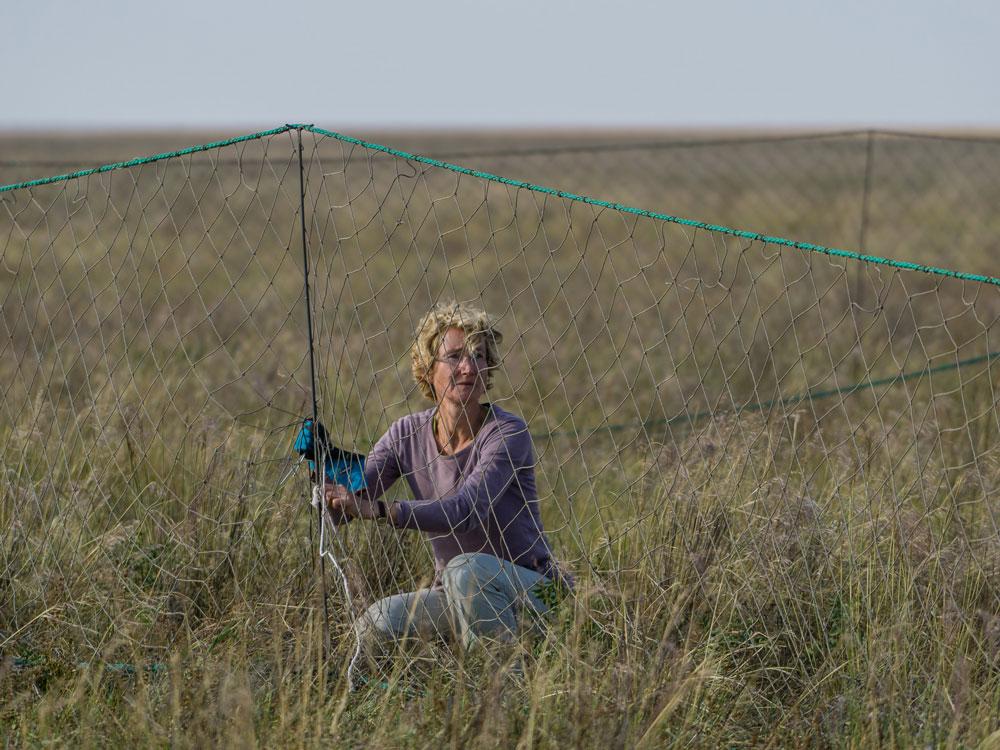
[{"x1": 2, "y1": 127, "x2": 999, "y2": 747}]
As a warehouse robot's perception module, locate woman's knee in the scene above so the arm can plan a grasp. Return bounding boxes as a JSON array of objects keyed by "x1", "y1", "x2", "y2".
[
  {"x1": 355, "y1": 597, "x2": 400, "y2": 645},
  {"x1": 441, "y1": 553, "x2": 499, "y2": 594},
  {"x1": 354, "y1": 604, "x2": 383, "y2": 645},
  {"x1": 356, "y1": 590, "x2": 452, "y2": 645}
]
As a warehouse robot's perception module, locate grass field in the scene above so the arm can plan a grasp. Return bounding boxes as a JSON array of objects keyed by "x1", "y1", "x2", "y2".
[{"x1": 2, "y1": 126, "x2": 999, "y2": 747}]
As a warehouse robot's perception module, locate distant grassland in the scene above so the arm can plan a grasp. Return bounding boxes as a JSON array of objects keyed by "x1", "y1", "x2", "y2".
[
  {"x1": 5, "y1": 127, "x2": 1000, "y2": 274},
  {"x1": 1, "y1": 128, "x2": 999, "y2": 747}
]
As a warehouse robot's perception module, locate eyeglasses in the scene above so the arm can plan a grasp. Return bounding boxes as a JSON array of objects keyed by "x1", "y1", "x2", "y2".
[{"x1": 433, "y1": 349, "x2": 490, "y2": 368}]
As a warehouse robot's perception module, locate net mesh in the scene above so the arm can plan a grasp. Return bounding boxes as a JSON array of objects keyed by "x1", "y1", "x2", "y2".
[
  {"x1": 2, "y1": 126, "x2": 998, "y2": 723},
  {"x1": 7, "y1": 129, "x2": 1000, "y2": 276}
]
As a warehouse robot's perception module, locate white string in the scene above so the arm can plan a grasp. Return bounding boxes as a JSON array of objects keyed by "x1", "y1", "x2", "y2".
[{"x1": 311, "y1": 484, "x2": 364, "y2": 690}]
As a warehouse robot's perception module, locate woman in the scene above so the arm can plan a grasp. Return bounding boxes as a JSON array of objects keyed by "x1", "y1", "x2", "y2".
[{"x1": 324, "y1": 301, "x2": 566, "y2": 649}]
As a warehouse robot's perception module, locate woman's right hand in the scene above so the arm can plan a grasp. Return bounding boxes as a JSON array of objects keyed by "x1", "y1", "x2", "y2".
[
  {"x1": 324, "y1": 484, "x2": 359, "y2": 523},
  {"x1": 324, "y1": 484, "x2": 388, "y2": 522}
]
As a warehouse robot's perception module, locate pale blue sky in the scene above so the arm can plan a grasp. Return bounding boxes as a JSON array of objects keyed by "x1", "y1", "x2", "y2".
[{"x1": 2, "y1": 0, "x2": 998, "y2": 130}]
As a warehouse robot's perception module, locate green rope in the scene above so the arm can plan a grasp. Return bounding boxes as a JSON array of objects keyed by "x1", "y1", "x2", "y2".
[
  {"x1": 534, "y1": 350, "x2": 1000, "y2": 440},
  {"x1": 302, "y1": 125, "x2": 1000, "y2": 289},
  {"x1": 5, "y1": 122, "x2": 998, "y2": 288},
  {"x1": 0, "y1": 125, "x2": 296, "y2": 194}
]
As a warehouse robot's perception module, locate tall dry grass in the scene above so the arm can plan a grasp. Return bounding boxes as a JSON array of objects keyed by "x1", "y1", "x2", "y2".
[
  {"x1": 3, "y1": 406, "x2": 998, "y2": 746},
  {"x1": 2, "y1": 128, "x2": 999, "y2": 746}
]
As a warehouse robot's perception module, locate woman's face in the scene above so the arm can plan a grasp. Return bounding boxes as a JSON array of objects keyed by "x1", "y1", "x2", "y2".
[{"x1": 430, "y1": 327, "x2": 489, "y2": 407}]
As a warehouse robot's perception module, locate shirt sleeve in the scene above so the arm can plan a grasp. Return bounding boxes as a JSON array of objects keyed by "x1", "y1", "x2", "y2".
[
  {"x1": 361, "y1": 421, "x2": 402, "y2": 501},
  {"x1": 392, "y1": 421, "x2": 533, "y2": 534}
]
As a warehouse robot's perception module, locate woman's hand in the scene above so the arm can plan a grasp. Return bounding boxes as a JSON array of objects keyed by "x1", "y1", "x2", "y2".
[{"x1": 324, "y1": 484, "x2": 382, "y2": 522}]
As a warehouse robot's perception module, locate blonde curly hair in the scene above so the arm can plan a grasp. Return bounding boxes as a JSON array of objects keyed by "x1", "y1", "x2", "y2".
[{"x1": 411, "y1": 301, "x2": 503, "y2": 401}]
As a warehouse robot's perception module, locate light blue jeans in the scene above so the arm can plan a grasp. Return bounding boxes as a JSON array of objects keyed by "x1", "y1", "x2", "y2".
[{"x1": 356, "y1": 552, "x2": 554, "y2": 649}]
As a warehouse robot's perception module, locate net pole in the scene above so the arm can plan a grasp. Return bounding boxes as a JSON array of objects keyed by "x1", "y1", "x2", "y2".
[
  {"x1": 849, "y1": 129, "x2": 877, "y2": 380},
  {"x1": 854, "y1": 129, "x2": 876, "y2": 305},
  {"x1": 297, "y1": 128, "x2": 331, "y2": 655},
  {"x1": 857, "y1": 129, "x2": 876, "y2": 252}
]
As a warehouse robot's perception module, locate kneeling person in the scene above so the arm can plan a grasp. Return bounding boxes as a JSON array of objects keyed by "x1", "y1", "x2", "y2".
[{"x1": 324, "y1": 301, "x2": 567, "y2": 649}]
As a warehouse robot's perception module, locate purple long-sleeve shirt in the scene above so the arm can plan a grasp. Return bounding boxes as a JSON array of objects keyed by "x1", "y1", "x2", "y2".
[{"x1": 362, "y1": 404, "x2": 559, "y2": 582}]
